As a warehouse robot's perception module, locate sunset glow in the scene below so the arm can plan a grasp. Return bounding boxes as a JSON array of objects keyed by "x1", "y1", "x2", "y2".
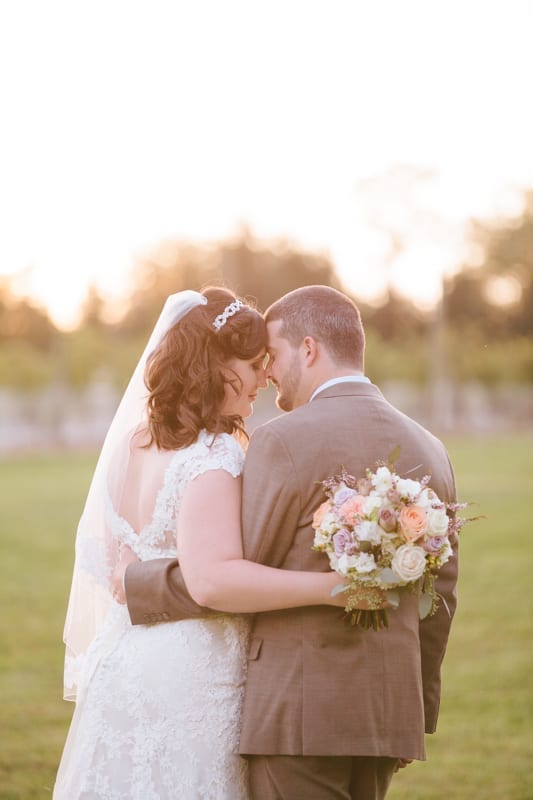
[{"x1": 1, "y1": 1, "x2": 532, "y2": 328}]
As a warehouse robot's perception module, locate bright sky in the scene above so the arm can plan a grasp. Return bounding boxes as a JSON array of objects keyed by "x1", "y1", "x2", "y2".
[{"x1": 1, "y1": 0, "x2": 533, "y2": 327}]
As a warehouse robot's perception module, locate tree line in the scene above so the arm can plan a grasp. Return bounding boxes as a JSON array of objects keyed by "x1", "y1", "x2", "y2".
[{"x1": 1, "y1": 193, "x2": 533, "y2": 390}]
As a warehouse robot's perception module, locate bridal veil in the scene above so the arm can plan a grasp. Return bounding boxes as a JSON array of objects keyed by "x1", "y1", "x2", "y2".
[{"x1": 61, "y1": 290, "x2": 208, "y2": 700}]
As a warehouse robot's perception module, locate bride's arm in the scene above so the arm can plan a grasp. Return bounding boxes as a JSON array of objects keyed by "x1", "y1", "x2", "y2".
[{"x1": 177, "y1": 469, "x2": 343, "y2": 612}]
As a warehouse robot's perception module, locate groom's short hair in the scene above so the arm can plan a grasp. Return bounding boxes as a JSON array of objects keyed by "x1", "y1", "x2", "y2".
[{"x1": 264, "y1": 285, "x2": 365, "y2": 369}]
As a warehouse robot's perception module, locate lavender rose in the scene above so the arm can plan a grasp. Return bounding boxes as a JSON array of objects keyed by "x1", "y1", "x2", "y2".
[
  {"x1": 423, "y1": 535, "x2": 447, "y2": 554},
  {"x1": 334, "y1": 485, "x2": 357, "y2": 506},
  {"x1": 333, "y1": 529, "x2": 353, "y2": 557}
]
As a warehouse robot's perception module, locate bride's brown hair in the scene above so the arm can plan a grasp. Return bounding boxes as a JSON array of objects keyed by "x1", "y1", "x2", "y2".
[{"x1": 144, "y1": 287, "x2": 266, "y2": 450}]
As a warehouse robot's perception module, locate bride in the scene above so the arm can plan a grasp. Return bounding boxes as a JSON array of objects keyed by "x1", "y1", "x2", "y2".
[{"x1": 53, "y1": 287, "x2": 375, "y2": 799}]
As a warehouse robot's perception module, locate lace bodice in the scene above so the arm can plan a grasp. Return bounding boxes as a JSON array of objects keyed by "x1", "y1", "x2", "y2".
[
  {"x1": 56, "y1": 429, "x2": 251, "y2": 799},
  {"x1": 65, "y1": 430, "x2": 245, "y2": 700},
  {"x1": 105, "y1": 430, "x2": 244, "y2": 561}
]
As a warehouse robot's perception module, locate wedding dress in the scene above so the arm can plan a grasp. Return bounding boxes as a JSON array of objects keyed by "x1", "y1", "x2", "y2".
[{"x1": 54, "y1": 429, "x2": 251, "y2": 800}]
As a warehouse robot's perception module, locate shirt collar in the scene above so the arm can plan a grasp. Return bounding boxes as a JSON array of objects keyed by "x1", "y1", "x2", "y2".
[{"x1": 309, "y1": 375, "x2": 371, "y2": 402}]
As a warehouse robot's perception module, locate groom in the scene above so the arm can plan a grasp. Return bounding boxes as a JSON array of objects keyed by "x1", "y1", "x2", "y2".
[{"x1": 123, "y1": 285, "x2": 458, "y2": 799}]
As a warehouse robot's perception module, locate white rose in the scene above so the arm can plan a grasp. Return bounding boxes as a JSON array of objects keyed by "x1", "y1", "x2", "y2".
[
  {"x1": 417, "y1": 488, "x2": 438, "y2": 510},
  {"x1": 391, "y1": 544, "x2": 426, "y2": 582},
  {"x1": 337, "y1": 552, "x2": 377, "y2": 576},
  {"x1": 320, "y1": 511, "x2": 339, "y2": 535},
  {"x1": 313, "y1": 529, "x2": 331, "y2": 547},
  {"x1": 337, "y1": 553, "x2": 358, "y2": 576},
  {"x1": 328, "y1": 553, "x2": 340, "y2": 572},
  {"x1": 371, "y1": 466, "x2": 393, "y2": 495},
  {"x1": 427, "y1": 508, "x2": 449, "y2": 537},
  {"x1": 396, "y1": 478, "x2": 422, "y2": 502},
  {"x1": 355, "y1": 519, "x2": 382, "y2": 545},
  {"x1": 352, "y1": 552, "x2": 377, "y2": 573}
]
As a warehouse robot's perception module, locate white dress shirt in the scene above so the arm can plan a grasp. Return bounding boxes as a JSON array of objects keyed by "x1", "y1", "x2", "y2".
[{"x1": 309, "y1": 375, "x2": 371, "y2": 402}]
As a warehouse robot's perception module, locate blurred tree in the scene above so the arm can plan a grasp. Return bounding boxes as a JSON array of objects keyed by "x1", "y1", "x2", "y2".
[
  {"x1": 0, "y1": 340, "x2": 56, "y2": 389},
  {"x1": 358, "y1": 288, "x2": 427, "y2": 341},
  {"x1": 118, "y1": 231, "x2": 343, "y2": 335},
  {"x1": 212, "y1": 230, "x2": 342, "y2": 310},
  {"x1": 0, "y1": 277, "x2": 58, "y2": 351},
  {"x1": 354, "y1": 165, "x2": 459, "y2": 425},
  {"x1": 79, "y1": 284, "x2": 109, "y2": 330},
  {"x1": 446, "y1": 190, "x2": 533, "y2": 337},
  {"x1": 119, "y1": 242, "x2": 210, "y2": 335}
]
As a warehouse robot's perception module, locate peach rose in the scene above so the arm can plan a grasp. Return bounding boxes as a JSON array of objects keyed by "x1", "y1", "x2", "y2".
[
  {"x1": 399, "y1": 505, "x2": 427, "y2": 542},
  {"x1": 313, "y1": 501, "x2": 331, "y2": 528}
]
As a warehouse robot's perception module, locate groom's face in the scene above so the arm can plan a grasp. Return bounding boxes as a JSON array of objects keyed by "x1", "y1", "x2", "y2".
[{"x1": 265, "y1": 321, "x2": 304, "y2": 412}]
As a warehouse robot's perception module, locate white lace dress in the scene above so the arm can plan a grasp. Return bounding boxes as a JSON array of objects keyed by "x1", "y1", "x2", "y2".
[{"x1": 54, "y1": 431, "x2": 251, "y2": 800}]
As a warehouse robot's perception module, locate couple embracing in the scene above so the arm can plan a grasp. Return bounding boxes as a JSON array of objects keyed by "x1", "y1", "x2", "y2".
[{"x1": 54, "y1": 285, "x2": 458, "y2": 800}]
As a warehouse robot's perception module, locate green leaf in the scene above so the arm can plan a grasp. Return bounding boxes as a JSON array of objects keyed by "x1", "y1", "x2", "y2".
[
  {"x1": 419, "y1": 592, "x2": 434, "y2": 619},
  {"x1": 378, "y1": 567, "x2": 400, "y2": 585},
  {"x1": 331, "y1": 583, "x2": 350, "y2": 597},
  {"x1": 387, "y1": 444, "x2": 401, "y2": 468},
  {"x1": 386, "y1": 589, "x2": 400, "y2": 609}
]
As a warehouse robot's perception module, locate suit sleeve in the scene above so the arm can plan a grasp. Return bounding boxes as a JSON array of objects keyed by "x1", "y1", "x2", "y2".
[
  {"x1": 241, "y1": 424, "x2": 301, "y2": 566},
  {"x1": 419, "y1": 451, "x2": 459, "y2": 732},
  {"x1": 125, "y1": 557, "x2": 211, "y2": 625}
]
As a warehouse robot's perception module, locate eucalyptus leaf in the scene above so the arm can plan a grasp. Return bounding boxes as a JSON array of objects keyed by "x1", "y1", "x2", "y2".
[
  {"x1": 387, "y1": 444, "x2": 401, "y2": 468},
  {"x1": 419, "y1": 592, "x2": 434, "y2": 619},
  {"x1": 379, "y1": 568, "x2": 400, "y2": 585},
  {"x1": 331, "y1": 583, "x2": 350, "y2": 597},
  {"x1": 386, "y1": 589, "x2": 400, "y2": 609}
]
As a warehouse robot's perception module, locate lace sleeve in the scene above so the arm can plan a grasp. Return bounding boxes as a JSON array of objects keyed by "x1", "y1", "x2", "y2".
[{"x1": 187, "y1": 432, "x2": 245, "y2": 483}]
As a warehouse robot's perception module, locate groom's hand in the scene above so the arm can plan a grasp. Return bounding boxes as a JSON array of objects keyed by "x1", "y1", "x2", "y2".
[
  {"x1": 395, "y1": 758, "x2": 414, "y2": 772},
  {"x1": 112, "y1": 546, "x2": 140, "y2": 604}
]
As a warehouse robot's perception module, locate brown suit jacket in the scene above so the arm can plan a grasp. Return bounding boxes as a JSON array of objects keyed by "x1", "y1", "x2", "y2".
[{"x1": 126, "y1": 383, "x2": 458, "y2": 760}]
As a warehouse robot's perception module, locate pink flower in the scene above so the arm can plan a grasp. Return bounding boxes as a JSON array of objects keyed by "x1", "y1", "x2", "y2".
[
  {"x1": 339, "y1": 495, "x2": 365, "y2": 525},
  {"x1": 378, "y1": 507, "x2": 397, "y2": 533},
  {"x1": 387, "y1": 487, "x2": 402, "y2": 505},
  {"x1": 399, "y1": 505, "x2": 427, "y2": 542}
]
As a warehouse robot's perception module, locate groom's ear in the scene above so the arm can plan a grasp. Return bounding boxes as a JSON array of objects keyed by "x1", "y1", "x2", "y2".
[{"x1": 301, "y1": 336, "x2": 319, "y2": 367}]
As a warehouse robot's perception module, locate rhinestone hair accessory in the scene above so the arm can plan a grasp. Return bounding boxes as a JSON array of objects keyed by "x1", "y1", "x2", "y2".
[{"x1": 212, "y1": 299, "x2": 245, "y2": 331}]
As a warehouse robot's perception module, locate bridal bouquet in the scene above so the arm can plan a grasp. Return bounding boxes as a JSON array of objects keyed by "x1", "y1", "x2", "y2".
[{"x1": 312, "y1": 452, "x2": 467, "y2": 631}]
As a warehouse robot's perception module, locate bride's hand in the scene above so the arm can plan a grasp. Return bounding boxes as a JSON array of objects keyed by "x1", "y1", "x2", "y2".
[
  {"x1": 111, "y1": 546, "x2": 140, "y2": 604},
  {"x1": 323, "y1": 573, "x2": 390, "y2": 610}
]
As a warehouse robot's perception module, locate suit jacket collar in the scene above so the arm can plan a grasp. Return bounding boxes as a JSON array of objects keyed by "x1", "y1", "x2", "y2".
[{"x1": 310, "y1": 381, "x2": 383, "y2": 401}]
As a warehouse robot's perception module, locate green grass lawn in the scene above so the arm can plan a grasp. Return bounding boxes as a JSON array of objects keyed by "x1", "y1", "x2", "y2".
[{"x1": 1, "y1": 437, "x2": 532, "y2": 799}]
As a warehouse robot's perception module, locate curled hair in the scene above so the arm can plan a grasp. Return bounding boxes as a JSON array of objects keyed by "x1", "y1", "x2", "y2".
[
  {"x1": 265, "y1": 285, "x2": 365, "y2": 369},
  {"x1": 144, "y1": 287, "x2": 266, "y2": 450}
]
